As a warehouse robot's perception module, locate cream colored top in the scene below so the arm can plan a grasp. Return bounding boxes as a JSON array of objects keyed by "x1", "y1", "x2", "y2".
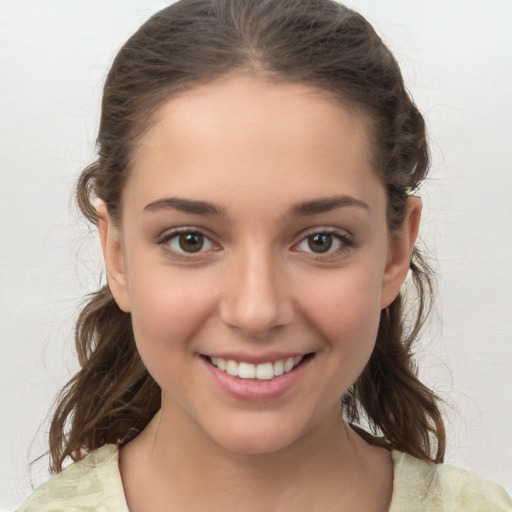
[{"x1": 17, "y1": 444, "x2": 512, "y2": 511}]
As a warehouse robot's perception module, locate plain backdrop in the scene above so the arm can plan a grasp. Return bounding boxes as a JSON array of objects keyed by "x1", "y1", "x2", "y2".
[{"x1": 1, "y1": 1, "x2": 511, "y2": 509}]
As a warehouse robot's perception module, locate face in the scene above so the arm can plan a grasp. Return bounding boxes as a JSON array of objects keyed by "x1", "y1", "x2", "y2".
[{"x1": 101, "y1": 75, "x2": 419, "y2": 455}]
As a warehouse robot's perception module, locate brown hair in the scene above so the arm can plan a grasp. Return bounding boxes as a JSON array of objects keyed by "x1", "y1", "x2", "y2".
[{"x1": 49, "y1": 0, "x2": 445, "y2": 473}]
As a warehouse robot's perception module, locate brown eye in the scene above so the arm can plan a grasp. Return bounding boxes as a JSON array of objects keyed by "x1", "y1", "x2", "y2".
[
  {"x1": 161, "y1": 229, "x2": 217, "y2": 257},
  {"x1": 178, "y1": 232, "x2": 204, "y2": 253},
  {"x1": 294, "y1": 230, "x2": 351, "y2": 258},
  {"x1": 307, "y1": 233, "x2": 333, "y2": 253}
]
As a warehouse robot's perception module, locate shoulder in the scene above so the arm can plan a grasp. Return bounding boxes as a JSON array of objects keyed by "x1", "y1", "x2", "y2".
[
  {"x1": 16, "y1": 444, "x2": 129, "y2": 512},
  {"x1": 390, "y1": 450, "x2": 512, "y2": 512}
]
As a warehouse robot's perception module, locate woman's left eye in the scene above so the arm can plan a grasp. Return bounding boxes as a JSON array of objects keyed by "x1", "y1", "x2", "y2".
[
  {"x1": 294, "y1": 231, "x2": 351, "y2": 256},
  {"x1": 162, "y1": 230, "x2": 216, "y2": 254}
]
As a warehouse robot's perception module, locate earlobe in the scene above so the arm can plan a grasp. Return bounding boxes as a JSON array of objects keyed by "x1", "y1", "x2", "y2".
[
  {"x1": 380, "y1": 197, "x2": 422, "y2": 309},
  {"x1": 96, "y1": 200, "x2": 131, "y2": 313}
]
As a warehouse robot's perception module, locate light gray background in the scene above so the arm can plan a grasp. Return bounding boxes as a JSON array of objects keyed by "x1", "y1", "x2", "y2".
[{"x1": 1, "y1": 1, "x2": 511, "y2": 509}]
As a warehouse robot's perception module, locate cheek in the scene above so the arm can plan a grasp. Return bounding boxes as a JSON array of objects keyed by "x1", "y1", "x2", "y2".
[
  {"x1": 301, "y1": 263, "x2": 384, "y2": 360},
  {"x1": 127, "y1": 267, "x2": 216, "y2": 373}
]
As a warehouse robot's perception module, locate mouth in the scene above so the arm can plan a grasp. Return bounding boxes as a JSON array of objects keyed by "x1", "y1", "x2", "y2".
[{"x1": 202, "y1": 353, "x2": 315, "y2": 381}]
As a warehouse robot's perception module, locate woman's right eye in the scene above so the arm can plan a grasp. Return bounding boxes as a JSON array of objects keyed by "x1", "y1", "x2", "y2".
[{"x1": 161, "y1": 230, "x2": 216, "y2": 254}]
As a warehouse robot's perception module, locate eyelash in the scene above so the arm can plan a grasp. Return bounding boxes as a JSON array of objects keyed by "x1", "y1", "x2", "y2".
[
  {"x1": 157, "y1": 227, "x2": 219, "y2": 259},
  {"x1": 292, "y1": 228, "x2": 354, "y2": 260},
  {"x1": 156, "y1": 227, "x2": 354, "y2": 260}
]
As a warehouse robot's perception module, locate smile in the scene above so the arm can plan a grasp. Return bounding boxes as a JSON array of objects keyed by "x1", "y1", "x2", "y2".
[{"x1": 207, "y1": 355, "x2": 309, "y2": 381}]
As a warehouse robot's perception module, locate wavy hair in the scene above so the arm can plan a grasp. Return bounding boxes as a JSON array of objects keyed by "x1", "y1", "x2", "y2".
[{"x1": 49, "y1": 0, "x2": 445, "y2": 472}]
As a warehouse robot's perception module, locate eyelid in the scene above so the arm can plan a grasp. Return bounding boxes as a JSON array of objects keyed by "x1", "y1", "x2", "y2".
[
  {"x1": 155, "y1": 225, "x2": 354, "y2": 261},
  {"x1": 157, "y1": 226, "x2": 221, "y2": 256},
  {"x1": 291, "y1": 227, "x2": 354, "y2": 259},
  {"x1": 294, "y1": 226, "x2": 351, "y2": 244}
]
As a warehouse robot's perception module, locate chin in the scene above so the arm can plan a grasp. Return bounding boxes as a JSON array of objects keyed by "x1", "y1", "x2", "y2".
[
  {"x1": 214, "y1": 432, "x2": 297, "y2": 456},
  {"x1": 203, "y1": 412, "x2": 317, "y2": 456}
]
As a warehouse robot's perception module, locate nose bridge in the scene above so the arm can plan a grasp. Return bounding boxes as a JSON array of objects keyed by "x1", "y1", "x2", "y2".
[{"x1": 220, "y1": 242, "x2": 293, "y2": 337}]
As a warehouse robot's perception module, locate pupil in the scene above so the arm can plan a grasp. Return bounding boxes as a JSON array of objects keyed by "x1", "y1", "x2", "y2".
[
  {"x1": 179, "y1": 232, "x2": 204, "y2": 252},
  {"x1": 308, "y1": 233, "x2": 332, "y2": 253}
]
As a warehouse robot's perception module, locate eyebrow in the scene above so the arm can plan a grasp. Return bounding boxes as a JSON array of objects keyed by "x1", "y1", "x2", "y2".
[
  {"x1": 143, "y1": 194, "x2": 369, "y2": 217},
  {"x1": 288, "y1": 195, "x2": 370, "y2": 216},
  {"x1": 143, "y1": 197, "x2": 225, "y2": 216}
]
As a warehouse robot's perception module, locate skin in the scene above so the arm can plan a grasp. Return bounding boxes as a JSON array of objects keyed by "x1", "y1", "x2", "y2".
[{"x1": 98, "y1": 74, "x2": 421, "y2": 511}]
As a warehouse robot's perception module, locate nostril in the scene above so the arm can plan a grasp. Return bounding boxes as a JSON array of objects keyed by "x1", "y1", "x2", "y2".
[{"x1": 219, "y1": 301, "x2": 292, "y2": 338}]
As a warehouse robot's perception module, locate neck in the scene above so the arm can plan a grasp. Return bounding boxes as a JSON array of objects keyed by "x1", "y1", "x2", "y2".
[{"x1": 120, "y1": 399, "x2": 391, "y2": 512}]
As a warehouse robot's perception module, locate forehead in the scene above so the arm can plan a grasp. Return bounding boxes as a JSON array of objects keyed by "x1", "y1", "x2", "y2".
[{"x1": 125, "y1": 74, "x2": 384, "y2": 215}]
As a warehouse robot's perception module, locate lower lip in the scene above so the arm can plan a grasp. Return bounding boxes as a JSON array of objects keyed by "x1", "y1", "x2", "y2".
[{"x1": 202, "y1": 357, "x2": 312, "y2": 401}]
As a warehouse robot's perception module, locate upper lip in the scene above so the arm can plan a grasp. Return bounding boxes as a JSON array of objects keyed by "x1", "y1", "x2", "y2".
[{"x1": 201, "y1": 352, "x2": 313, "y2": 365}]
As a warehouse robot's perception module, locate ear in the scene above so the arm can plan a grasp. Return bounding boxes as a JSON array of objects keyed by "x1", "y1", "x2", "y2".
[
  {"x1": 380, "y1": 197, "x2": 422, "y2": 309},
  {"x1": 97, "y1": 200, "x2": 131, "y2": 312}
]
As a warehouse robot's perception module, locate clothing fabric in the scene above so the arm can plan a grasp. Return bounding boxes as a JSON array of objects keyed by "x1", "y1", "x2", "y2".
[{"x1": 17, "y1": 444, "x2": 512, "y2": 511}]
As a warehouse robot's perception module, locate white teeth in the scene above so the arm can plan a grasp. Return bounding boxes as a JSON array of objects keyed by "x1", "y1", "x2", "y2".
[
  {"x1": 273, "y1": 360, "x2": 284, "y2": 376},
  {"x1": 209, "y1": 355, "x2": 306, "y2": 380},
  {"x1": 238, "y1": 362, "x2": 256, "y2": 379},
  {"x1": 255, "y1": 362, "x2": 274, "y2": 380},
  {"x1": 284, "y1": 357, "x2": 295, "y2": 373},
  {"x1": 226, "y1": 359, "x2": 238, "y2": 376}
]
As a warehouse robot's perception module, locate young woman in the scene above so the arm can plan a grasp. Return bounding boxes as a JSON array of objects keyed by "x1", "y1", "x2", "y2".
[{"x1": 17, "y1": 0, "x2": 512, "y2": 510}]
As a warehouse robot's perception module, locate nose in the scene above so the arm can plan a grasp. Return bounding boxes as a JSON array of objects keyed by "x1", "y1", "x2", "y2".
[{"x1": 219, "y1": 248, "x2": 294, "y2": 338}]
